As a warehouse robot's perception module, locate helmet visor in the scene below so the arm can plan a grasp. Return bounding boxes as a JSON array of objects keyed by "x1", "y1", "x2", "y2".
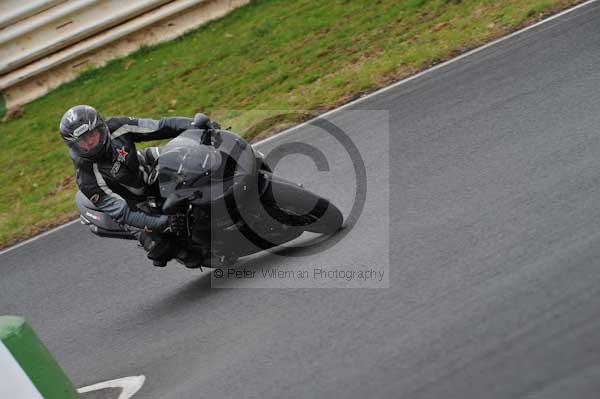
[{"x1": 72, "y1": 124, "x2": 108, "y2": 156}]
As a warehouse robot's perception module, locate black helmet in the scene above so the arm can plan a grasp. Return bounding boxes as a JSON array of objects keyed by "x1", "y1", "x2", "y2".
[{"x1": 59, "y1": 105, "x2": 110, "y2": 160}]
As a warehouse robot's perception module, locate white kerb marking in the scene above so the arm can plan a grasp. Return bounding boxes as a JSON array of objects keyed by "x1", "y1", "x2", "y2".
[
  {"x1": 0, "y1": 341, "x2": 44, "y2": 399},
  {"x1": 78, "y1": 375, "x2": 145, "y2": 399}
]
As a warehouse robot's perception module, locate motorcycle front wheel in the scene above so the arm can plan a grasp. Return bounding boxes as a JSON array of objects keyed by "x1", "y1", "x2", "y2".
[{"x1": 261, "y1": 173, "x2": 343, "y2": 235}]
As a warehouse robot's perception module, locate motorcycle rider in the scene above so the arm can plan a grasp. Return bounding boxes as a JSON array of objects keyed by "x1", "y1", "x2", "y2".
[{"x1": 59, "y1": 104, "x2": 216, "y2": 266}]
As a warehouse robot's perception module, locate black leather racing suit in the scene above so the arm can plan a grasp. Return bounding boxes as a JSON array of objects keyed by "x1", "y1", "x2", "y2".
[{"x1": 72, "y1": 116, "x2": 193, "y2": 232}]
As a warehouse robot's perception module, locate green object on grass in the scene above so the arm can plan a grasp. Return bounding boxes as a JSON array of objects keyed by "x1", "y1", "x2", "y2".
[{"x1": 0, "y1": 92, "x2": 6, "y2": 120}]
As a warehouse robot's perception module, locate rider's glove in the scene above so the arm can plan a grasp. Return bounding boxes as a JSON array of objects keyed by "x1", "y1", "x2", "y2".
[
  {"x1": 192, "y1": 113, "x2": 220, "y2": 130},
  {"x1": 163, "y1": 214, "x2": 187, "y2": 236}
]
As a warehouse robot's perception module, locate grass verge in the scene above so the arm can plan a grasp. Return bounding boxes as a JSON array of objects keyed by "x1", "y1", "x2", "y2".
[{"x1": 0, "y1": 0, "x2": 583, "y2": 249}]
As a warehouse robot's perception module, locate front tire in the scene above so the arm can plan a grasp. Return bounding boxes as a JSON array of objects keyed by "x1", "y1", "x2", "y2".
[{"x1": 261, "y1": 173, "x2": 343, "y2": 235}]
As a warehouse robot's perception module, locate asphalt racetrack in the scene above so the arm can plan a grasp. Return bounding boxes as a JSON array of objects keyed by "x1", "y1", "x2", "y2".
[{"x1": 3, "y1": 2, "x2": 600, "y2": 398}]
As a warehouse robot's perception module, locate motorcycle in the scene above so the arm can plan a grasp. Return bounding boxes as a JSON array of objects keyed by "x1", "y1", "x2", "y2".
[{"x1": 76, "y1": 117, "x2": 344, "y2": 268}]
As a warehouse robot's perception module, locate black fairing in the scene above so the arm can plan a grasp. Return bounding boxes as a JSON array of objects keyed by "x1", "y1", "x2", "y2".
[{"x1": 157, "y1": 129, "x2": 258, "y2": 214}]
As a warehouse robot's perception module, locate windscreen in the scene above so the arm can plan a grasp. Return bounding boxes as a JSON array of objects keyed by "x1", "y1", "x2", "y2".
[
  {"x1": 156, "y1": 129, "x2": 256, "y2": 197},
  {"x1": 157, "y1": 145, "x2": 222, "y2": 197}
]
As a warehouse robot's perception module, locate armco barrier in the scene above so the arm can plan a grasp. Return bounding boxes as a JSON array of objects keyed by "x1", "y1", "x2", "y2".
[
  {"x1": 0, "y1": 0, "x2": 63, "y2": 30},
  {"x1": 0, "y1": 0, "x2": 173, "y2": 75},
  {"x1": 0, "y1": 316, "x2": 79, "y2": 399},
  {"x1": 0, "y1": 0, "x2": 250, "y2": 113}
]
